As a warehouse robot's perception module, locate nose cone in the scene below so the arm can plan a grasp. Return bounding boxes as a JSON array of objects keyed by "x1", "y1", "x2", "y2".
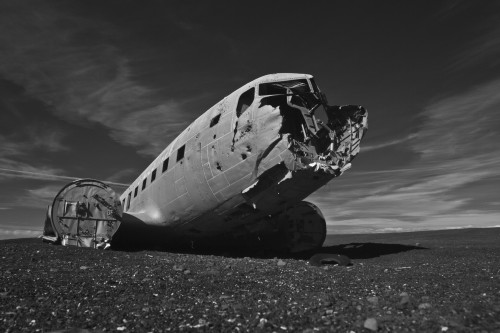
[{"x1": 293, "y1": 104, "x2": 368, "y2": 175}]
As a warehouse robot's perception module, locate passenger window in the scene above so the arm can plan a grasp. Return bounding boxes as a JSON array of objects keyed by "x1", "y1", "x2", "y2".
[
  {"x1": 134, "y1": 186, "x2": 138, "y2": 198},
  {"x1": 177, "y1": 145, "x2": 185, "y2": 162},
  {"x1": 142, "y1": 178, "x2": 147, "y2": 190},
  {"x1": 162, "y1": 158, "x2": 169, "y2": 173},
  {"x1": 126, "y1": 192, "x2": 131, "y2": 210},
  {"x1": 151, "y1": 168, "x2": 157, "y2": 182},
  {"x1": 210, "y1": 114, "x2": 221, "y2": 127},
  {"x1": 236, "y1": 87, "x2": 255, "y2": 117}
]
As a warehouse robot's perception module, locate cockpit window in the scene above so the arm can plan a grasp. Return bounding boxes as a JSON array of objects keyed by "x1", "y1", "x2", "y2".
[
  {"x1": 236, "y1": 87, "x2": 255, "y2": 117},
  {"x1": 309, "y1": 78, "x2": 320, "y2": 93},
  {"x1": 259, "y1": 79, "x2": 310, "y2": 96}
]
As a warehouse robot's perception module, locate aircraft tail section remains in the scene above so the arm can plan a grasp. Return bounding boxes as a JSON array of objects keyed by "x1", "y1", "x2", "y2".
[{"x1": 42, "y1": 179, "x2": 122, "y2": 248}]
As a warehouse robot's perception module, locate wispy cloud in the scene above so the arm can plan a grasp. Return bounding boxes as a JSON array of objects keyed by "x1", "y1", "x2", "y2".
[
  {"x1": 0, "y1": 227, "x2": 41, "y2": 240},
  {"x1": 105, "y1": 168, "x2": 138, "y2": 184},
  {"x1": 17, "y1": 184, "x2": 64, "y2": 208},
  {"x1": 0, "y1": 167, "x2": 129, "y2": 187},
  {"x1": 0, "y1": 126, "x2": 68, "y2": 156},
  {"x1": 444, "y1": 2, "x2": 500, "y2": 69},
  {"x1": 0, "y1": 1, "x2": 198, "y2": 157},
  {"x1": 361, "y1": 134, "x2": 417, "y2": 152},
  {"x1": 0, "y1": 160, "x2": 65, "y2": 182}
]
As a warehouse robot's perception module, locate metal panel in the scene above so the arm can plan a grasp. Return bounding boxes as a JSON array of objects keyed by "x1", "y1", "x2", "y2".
[{"x1": 207, "y1": 173, "x2": 230, "y2": 193}]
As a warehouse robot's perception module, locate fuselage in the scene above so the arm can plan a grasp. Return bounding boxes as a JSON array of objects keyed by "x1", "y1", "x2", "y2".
[{"x1": 119, "y1": 73, "x2": 367, "y2": 240}]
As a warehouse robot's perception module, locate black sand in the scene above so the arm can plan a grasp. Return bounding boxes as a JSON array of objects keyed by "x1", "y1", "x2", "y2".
[{"x1": 1, "y1": 228, "x2": 499, "y2": 332}]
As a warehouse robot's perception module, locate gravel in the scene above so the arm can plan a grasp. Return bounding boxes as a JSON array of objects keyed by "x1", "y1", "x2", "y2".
[{"x1": 1, "y1": 227, "x2": 499, "y2": 332}]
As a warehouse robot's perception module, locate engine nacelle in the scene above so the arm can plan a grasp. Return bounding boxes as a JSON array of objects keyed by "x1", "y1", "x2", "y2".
[{"x1": 276, "y1": 201, "x2": 327, "y2": 253}]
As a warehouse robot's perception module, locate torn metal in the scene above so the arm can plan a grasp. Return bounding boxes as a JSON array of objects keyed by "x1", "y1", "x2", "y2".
[
  {"x1": 42, "y1": 179, "x2": 122, "y2": 248},
  {"x1": 211, "y1": 77, "x2": 368, "y2": 252}
]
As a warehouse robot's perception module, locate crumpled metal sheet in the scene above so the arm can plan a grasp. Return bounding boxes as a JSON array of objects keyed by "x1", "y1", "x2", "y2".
[{"x1": 47, "y1": 179, "x2": 122, "y2": 248}]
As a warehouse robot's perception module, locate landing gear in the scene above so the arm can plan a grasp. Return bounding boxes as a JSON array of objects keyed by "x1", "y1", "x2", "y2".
[{"x1": 277, "y1": 201, "x2": 327, "y2": 253}]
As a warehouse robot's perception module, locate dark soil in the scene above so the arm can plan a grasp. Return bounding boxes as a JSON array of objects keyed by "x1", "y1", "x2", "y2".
[{"x1": 1, "y1": 228, "x2": 499, "y2": 332}]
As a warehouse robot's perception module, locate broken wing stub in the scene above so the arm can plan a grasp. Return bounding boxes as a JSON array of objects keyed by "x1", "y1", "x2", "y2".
[{"x1": 42, "y1": 179, "x2": 122, "y2": 248}]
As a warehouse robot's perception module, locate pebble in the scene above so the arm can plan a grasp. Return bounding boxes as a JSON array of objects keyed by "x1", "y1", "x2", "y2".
[
  {"x1": 364, "y1": 317, "x2": 378, "y2": 331},
  {"x1": 257, "y1": 318, "x2": 267, "y2": 328},
  {"x1": 367, "y1": 296, "x2": 379, "y2": 305},
  {"x1": 418, "y1": 303, "x2": 432, "y2": 309},
  {"x1": 2, "y1": 231, "x2": 498, "y2": 332},
  {"x1": 400, "y1": 292, "x2": 410, "y2": 304}
]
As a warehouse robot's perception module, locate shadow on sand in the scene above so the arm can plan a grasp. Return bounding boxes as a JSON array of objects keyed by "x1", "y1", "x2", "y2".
[
  {"x1": 312, "y1": 242, "x2": 428, "y2": 260},
  {"x1": 112, "y1": 216, "x2": 426, "y2": 261},
  {"x1": 114, "y1": 242, "x2": 427, "y2": 262}
]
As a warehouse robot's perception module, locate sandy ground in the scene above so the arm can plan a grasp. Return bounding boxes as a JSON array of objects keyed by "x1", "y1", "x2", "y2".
[{"x1": 1, "y1": 228, "x2": 499, "y2": 332}]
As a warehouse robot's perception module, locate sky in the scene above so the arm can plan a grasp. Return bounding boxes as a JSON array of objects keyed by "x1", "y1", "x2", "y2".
[{"x1": 1, "y1": 0, "x2": 499, "y2": 239}]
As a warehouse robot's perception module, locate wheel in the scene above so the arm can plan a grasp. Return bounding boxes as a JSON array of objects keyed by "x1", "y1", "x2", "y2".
[{"x1": 278, "y1": 201, "x2": 327, "y2": 253}]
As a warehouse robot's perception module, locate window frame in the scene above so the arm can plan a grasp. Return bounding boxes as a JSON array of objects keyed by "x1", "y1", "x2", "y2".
[
  {"x1": 177, "y1": 145, "x2": 185, "y2": 162},
  {"x1": 162, "y1": 158, "x2": 169, "y2": 173}
]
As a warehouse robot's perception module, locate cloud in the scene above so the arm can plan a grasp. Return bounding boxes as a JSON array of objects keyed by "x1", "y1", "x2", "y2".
[
  {"x1": 0, "y1": 227, "x2": 41, "y2": 240},
  {"x1": 111, "y1": 102, "x2": 192, "y2": 156},
  {"x1": 24, "y1": 184, "x2": 63, "y2": 208},
  {"x1": 0, "y1": 127, "x2": 68, "y2": 157},
  {"x1": 311, "y1": 78, "x2": 500, "y2": 233},
  {"x1": 0, "y1": 159, "x2": 65, "y2": 182},
  {"x1": 361, "y1": 134, "x2": 416, "y2": 152},
  {"x1": 12, "y1": 184, "x2": 70, "y2": 209},
  {"x1": 451, "y1": 6, "x2": 500, "y2": 69},
  {"x1": 105, "y1": 168, "x2": 137, "y2": 184},
  {"x1": 0, "y1": 166, "x2": 129, "y2": 188},
  {"x1": 0, "y1": 1, "x2": 198, "y2": 157},
  {"x1": 0, "y1": 184, "x2": 62, "y2": 209},
  {"x1": 412, "y1": 78, "x2": 500, "y2": 162}
]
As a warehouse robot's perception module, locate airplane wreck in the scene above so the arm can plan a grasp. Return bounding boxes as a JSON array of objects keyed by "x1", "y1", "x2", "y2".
[{"x1": 43, "y1": 73, "x2": 368, "y2": 253}]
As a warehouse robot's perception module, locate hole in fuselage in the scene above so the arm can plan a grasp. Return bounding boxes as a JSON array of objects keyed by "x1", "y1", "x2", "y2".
[
  {"x1": 241, "y1": 153, "x2": 247, "y2": 160},
  {"x1": 259, "y1": 95, "x2": 307, "y2": 142}
]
